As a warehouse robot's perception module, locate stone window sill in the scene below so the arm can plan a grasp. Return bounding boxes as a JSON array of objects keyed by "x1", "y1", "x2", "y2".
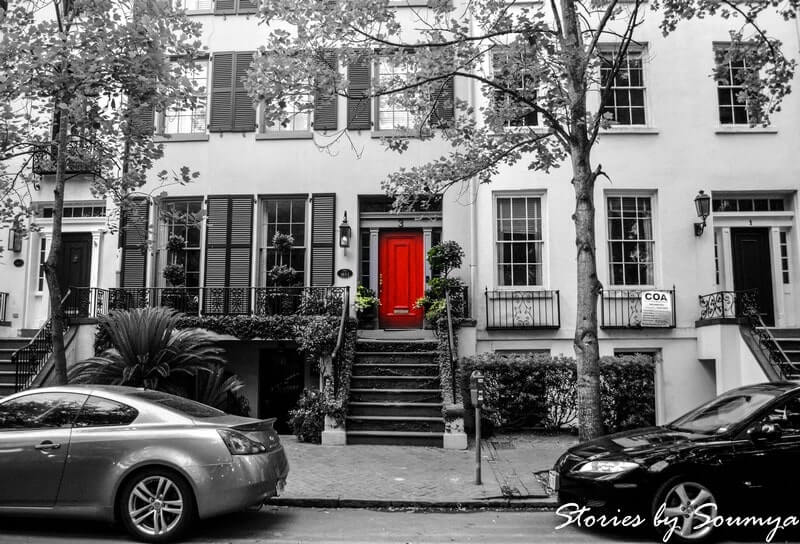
[
  {"x1": 256, "y1": 131, "x2": 313, "y2": 140},
  {"x1": 154, "y1": 134, "x2": 210, "y2": 143},
  {"x1": 715, "y1": 126, "x2": 777, "y2": 134}
]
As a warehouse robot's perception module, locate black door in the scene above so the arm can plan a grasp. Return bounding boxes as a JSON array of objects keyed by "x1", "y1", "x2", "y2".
[
  {"x1": 57, "y1": 233, "x2": 92, "y2": 317},
  {"x1": 732, "y1": 228, "x2": 774, "y2": 325},
  {"x1": 259, "y1": 348, "x2": 304, "y2": 434}
]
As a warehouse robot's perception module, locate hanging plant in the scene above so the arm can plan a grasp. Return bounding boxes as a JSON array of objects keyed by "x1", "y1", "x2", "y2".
[
  {"x1": 162, "y1": 263, "x2": 186, "y2": 286},
  {"x1": 272, "y1": 232, "x2": 295, "y2": 256},
  {"x1": 268, "y1": 264, "x2": 297, "y2": 287},
  {"x1": 166, "y1": 234, "x2": 186, "y2": 252}
]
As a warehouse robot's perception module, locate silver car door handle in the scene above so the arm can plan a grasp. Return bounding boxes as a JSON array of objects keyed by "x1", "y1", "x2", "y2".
[{"x1": 35, "y1": 441, "x2": 61, "y2": 450}]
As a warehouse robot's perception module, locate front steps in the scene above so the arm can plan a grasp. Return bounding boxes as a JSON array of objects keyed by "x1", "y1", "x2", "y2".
[
  {"x1": 0, "y1": 338, "x2": 28, "y2": 398},
  {"x1": 766, "y1": 328, "x2": 800, "y2": 380},
  {"x1": 346, "y1": 337, "x2": 445, "y2": 447}
]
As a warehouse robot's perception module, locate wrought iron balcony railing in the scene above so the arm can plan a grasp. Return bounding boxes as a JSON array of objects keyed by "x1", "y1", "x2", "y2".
[
  {"x1": 65, "y1": 286, "x2": 349, "y2": 319},
  {"x1": 31, "y1": 139, "x2": 100, "y2": 175},
  {"x1": 600, "y1": 288, "x2": 677, "y2": 329},
  {"x1": 484, "y1": 289, "x2": 561, "y2": 329},
  {"x1": 698, "y1": 289, "x2": 759, "y2": 320}
]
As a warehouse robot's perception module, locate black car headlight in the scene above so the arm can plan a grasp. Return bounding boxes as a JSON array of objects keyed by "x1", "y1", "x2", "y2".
[{"x1": 575, "y1": 460, "x2": 639, "y2": 475}]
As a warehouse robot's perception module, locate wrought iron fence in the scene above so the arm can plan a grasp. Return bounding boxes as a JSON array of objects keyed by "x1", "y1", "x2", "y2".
[
  {"x1": 698, "y1": 289, "x2": 759, "y2": 320},
  {"x1": 0, "y1": 292, "x2": 8, "y2": 323},
  {"x1": 31, "y1": 139, "x2": 99, "y2": 175},
  {"x1": 601, "y1": 288, "x2": 677, "y2": 329},
  {"x1": 68, "y1": 286, "x2": 348, "y2": 317},
  {"x1": 484, "y1": 289, "x2": 561, "y2": 329}
]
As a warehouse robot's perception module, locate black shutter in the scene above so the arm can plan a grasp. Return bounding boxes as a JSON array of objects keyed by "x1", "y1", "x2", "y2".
[
  {"x1": 310, "y1": 193, "x2": 335, "y2": 286},
  {"x1": 232, "y1": 52, "x2": 256, "y2": 131},
  {"x1": 347, "y1": 58, "x2": 371, "y2": 130},
  {"x1": 204, "y1": 196, "x2": 253, "y2": 313},
  {"x1": 313, "y1": 50, "x2": 338, "y2": 131},
  {"x1": 432, "y1": 76, "x2": 455, "y2": 127},
  {"x1": 209, "y1": 52, "x2": 234, "y2": 132},
  {"x1": 120, "y1": 198, "x2": 149, "y2": 288},
  {"x1": 214, "y1": 0, "x2": 235, "y2": 14},
  {"x1": 237, "y1": 0, "x2": 258, "y2": 13}
]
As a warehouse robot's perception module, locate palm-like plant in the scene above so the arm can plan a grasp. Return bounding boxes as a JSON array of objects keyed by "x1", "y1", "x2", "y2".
[{"x1": 69, "y1": 307, "x2": 227, "y2": 393}]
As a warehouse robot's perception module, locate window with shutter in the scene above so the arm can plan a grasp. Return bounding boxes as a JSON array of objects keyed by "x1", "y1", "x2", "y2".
[
  {"x1": 214, "y1": 0, "x2": 257, "y2": 16},
  {"x1": 313, "y1": 50, "x2": 338, "y2": 131},
  {"x1": 431, "y1": 76, "x2": 455, "y2": 127},
  {"x1": 347, "y1": 58, "x2": 371, "y2": 130},
  {"x1": 237, "y1": 0, "x2": 258, "y2": 14},
  {"x1": 204, "y1": 196, "x2": 254, "y2": 313},
  {"x1": 209, "y1": 52, "x2": 255, "y2": 132},
  {"x1": 120, "y1": 198, "x2": 150, "y2": 289},
  {"x1": 310, "y1": 194, "x2": 335, "y2": 286}
]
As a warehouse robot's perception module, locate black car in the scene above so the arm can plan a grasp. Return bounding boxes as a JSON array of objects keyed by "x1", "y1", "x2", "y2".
[{"x1": 550, "y1": 382, "x2": 800, "y2": 543}]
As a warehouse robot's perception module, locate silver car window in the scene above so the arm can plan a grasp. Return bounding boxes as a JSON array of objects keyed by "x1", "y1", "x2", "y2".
[
  {"x1": 74, "y1": 395, "x2": 139, "y2": 428},
  {"x1": 0, "y1": 393, "x2": 87, "y2": 430}
]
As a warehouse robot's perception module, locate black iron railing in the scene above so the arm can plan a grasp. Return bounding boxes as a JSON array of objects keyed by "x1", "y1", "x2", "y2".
[
  {"x1": 0, "y1": 292, "x2": 8, "y2": 323},
  {"x1": 67, "y1": 286, "x2": 349, "y2": 318},
  {"x1": 601, "y1": 288, "x2": 677, "y2": 329},
  {"x1": 12, "y1": 289, "x2": 71, "y2": 392},
  {"x1": 31, "y1": 139, "x2": 100, "y2": 175},
  {"x1": 484, "y1": 289, "x2": 561, "y2": 329},
  {"x1": 698, "y1": 289, "x2": 758, "y2": 320}
]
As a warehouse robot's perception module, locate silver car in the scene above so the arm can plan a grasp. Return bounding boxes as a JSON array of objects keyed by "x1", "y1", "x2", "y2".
[{"x1": 0, "y1": 385, "x2": 289, "y2": 542}]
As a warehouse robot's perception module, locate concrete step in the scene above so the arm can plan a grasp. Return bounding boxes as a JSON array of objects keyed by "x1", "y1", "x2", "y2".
[
  {"x1": 350, "y1": 376, "x2": 440, "y2": 390},
  {"x1": 767, "y1": 328, "x2": 800, "y2": 338},
  {"x1": 0, "y1": 383, "x2": 16, "y2": 397},
  {"x1": 346, "y1": 416, "x2": 445, "y2": 433},
  {"x1": 0, "y1": 370, "x2": 16, "y2": 385},
  {"x1": 349, "y1": 388, "x2": 442, "y2": 403},
  {"x1": 357, "y1": 330, "x2": 435, "y2": 341},
  {"x1": 348, "y1": 401, "x2": 443, "y2": 418},
  {"x1": 355, "y1": 352, "x2": 437, "y2": 365},
  {"x1": 346, "y1": 430, "x2": 443, "y2": 447},
  {"x1": 776, "y1": 339, "x2": 800, "y2": 350},
  {"x1": 0, "y1": 339, "x2": 30, "y2": 350},
  {"x1": 782, "y1": 350, "x2": 800, "y2": 362},
  {"x1": 356, "y1": 341, "x2": 438, "y2": 353},
  {"x1": 352, "y1": 363, "x2": 439, "y2": 377}
]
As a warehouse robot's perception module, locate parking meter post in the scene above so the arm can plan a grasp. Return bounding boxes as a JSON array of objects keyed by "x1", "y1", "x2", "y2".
[{"x1": 475, "y1": 405, "x2": 481, "y2": 485}]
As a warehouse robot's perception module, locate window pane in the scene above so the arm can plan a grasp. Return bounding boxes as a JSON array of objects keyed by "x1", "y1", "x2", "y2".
[
  {"x1": 0, "y1": 393, "x2": 87, "y2": 429},
  {"x1": 74, "y1": 396, "x2": 138, "y2": 427}
]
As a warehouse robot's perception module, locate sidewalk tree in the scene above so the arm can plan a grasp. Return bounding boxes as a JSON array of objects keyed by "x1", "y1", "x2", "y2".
[
  {"x1": 0, "y1": 0, "x2": 203, "y2": 384},
  {"x1": 250, "y1": 0, "x2": 797, "y2": 439}
]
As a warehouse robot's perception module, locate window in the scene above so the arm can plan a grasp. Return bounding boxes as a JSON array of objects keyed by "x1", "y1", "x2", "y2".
[
  {"x1": 780, "y1": 231, "x2": 791, "y2": 284},
  {"x1": 717, "y1": 52, "x2": 756, "y2": 125},
  {"x1": 714, "y1": 231, "x2": 720, "y2": 285},
  {"x1": 712, "y1": 197, "x2": 785, "y2": 212},
  {"x1": 496, "y1": 196, "x2": 543, "y2": 286},
  {"x1": 600, "y1": 50, "x2": 646, "y2": 125},
  {"x1": 261, "y1": 197, "x2": 307, "y2": 285},
  {"x1": 492, "y1": 50, "x2": 538, "y2": 127},
  {"x1": 74, "y1": 396, "x2": 138, "y2": 428},
  {"x1": 160, "y1": 200, "x2": 203, "y2": 287},
  {"x1": 162, "y1": 60, "x2": 208, "y2": 135},
  {"x1": 376, "y1": 56, "x2": 416, "y2": 130},
  {"x1": 360, "y1": 228, "x2": 370, "y2": 288},
  {"x1": 38, "y1": 238, "x2": 47, "y2": 291},
  {"x1": 178, "y1": 0, "x2": 212, "y2": 10},
  {"x1": 42, "y1": 204, "x2": 106, "y2": 218},
  {"x1": 0, "y1": 393, "x2": 86, "y2": 430},
  {"x1": 762, "y1": 396, "x2": 800, "y2": 436},
  {"x1": 131, "y1": 390, "x2": 226, "y2": 418},
  {"x1": 607, "y1": 196, "x2": 654, "y2": 286},
  {"x1": 262, "y1": 94, "x2": 312, "y2": 133}
]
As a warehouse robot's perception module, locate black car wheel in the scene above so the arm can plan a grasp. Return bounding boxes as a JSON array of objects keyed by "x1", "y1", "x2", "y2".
[
  {"x1": 118, "y1": 468, "x2": 196, "y2": 543},
  {"x1": 651, "y1": 476, "x2": 719, "y2": 543}
]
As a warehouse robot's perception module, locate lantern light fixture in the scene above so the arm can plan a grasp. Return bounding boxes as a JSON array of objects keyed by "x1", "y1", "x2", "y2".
[
  {"x1": 339, "y1": 212, "x2": 351, "y2": 248},
  {"x1": 694, "y1": 190, "x2": 711, "y2": 237}
]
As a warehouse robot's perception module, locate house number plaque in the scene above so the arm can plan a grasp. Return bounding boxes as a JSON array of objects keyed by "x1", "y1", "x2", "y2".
[{"x1": 336, "y1": 269, "x2": 353, "y2": 279}]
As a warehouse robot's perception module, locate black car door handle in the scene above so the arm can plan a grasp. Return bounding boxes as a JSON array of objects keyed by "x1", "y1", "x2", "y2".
[{"x1": 35, "y1": 441, "x2": 61, "y2": 451}]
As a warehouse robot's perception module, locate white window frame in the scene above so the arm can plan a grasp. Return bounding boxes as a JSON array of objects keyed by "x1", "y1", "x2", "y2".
[
  {"x1": 159, "y1": 59, "x2": 209, "y2": 136},
  {"x1": 493, "y1": 191, "x2": 548, "y2": 290},
  {"x1": 258, "y1": 94, "x2": 314, "y2": 139},
  {"x1": 604, "y1": 191, "x2": 658, "y2": 288},
  {"x1": 598, "y1": 46, "x2": 648, "y2": 127},
  {"x1": 490, "y1": 48, "x2": 541, "y2": 130},
  {"x1": 374, "y1": 55, "x2": 418, "y2": 132},
  {"x1": 259, "y1": 196, "x2": 309, "y2": 287},
  {"x1": 714, "y1": 45, "x2": 761, "y2": 127}
]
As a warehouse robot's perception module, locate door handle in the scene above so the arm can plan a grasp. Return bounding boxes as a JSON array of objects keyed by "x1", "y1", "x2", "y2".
[{"x1": 35, "y1": 441, "x2": 61, "y2": 451}]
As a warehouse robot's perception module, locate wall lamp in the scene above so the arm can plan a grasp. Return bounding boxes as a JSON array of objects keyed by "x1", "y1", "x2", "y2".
[
  {"x1": 339, "y1": 212, "x2": 351, "y2": 248},
  {"x1": 694, "y1": 190, "x2": 711, "y2": 237}
]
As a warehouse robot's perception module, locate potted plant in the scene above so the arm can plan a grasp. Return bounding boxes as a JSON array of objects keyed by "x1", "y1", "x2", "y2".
[
  {"x1": 355, "y1": 285, "x2": 379, "y2": 329},
  {"x1": 162, "y1": 263, "x2": 186, "y2": 287},
  {"x1": 420, "y1": 241, "x2": 466, "y2": 328}
]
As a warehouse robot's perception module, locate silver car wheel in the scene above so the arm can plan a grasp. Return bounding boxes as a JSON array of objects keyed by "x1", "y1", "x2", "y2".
[
  {"x1": 127, "y1": 475, "x2": 184, "y2": 537},
  {"x1": 659, "y1": 481, "x2": 718, "y2": 541}
]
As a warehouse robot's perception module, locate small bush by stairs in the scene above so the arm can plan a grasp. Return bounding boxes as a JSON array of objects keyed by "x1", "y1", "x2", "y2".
[
  {"x1": 767, "y1": 328, "x2": 800, "y2": 380},
  {"x1": 347, "y1": 336, "x2": 444, "y2": 447},
  {"x1": 0, "y1": 338, "x2": 29, "y2": 398}
]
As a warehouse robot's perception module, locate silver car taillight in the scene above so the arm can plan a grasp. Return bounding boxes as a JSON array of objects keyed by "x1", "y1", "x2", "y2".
[{"x1": 217, "y1": 429, "x2": 267, "y2": 455}]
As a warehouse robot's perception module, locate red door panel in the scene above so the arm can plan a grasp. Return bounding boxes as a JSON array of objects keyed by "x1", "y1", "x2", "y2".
[{"x1": 379, "y1": 231, "x2": 424, "y2": 328}]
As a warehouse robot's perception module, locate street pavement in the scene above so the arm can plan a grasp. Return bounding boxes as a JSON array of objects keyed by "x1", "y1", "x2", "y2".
[
  {"x1": 272, "y1": 432, "x2": 577, "y2": 507},
  {"x1": 1, "y1": 507, "x2": 794, "y2": 543}
]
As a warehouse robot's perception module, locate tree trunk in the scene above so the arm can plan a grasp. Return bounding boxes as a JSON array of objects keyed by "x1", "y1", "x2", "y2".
[
  {"x1": 43, "y1": 107, "x2": 70, "y2": 385},
  {"x1": 561, "y1": 0, "x2": 603, "y2": 441}
]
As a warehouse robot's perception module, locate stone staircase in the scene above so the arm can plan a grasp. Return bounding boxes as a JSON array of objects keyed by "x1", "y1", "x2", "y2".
[
  {"x1": 347, "y1": 335, "x2": 444, "y2": 447},
  {"x1": 0, "y1": 338, "x2": 29, "y2": 398},
  {"x1": 767, "y1": 328, "x2": 800, "y2": 380}
]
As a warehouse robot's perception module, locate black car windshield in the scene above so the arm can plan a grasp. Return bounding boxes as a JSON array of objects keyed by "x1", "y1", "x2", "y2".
[
  {"x1": 131, "y1": 391, "x2": 226, "y2": 418},
  {"x1": 668, "y1": 390, "x2": 779, "y2": 434}
]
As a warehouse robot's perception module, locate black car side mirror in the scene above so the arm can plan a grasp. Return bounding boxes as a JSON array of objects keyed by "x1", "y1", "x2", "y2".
[{"x1": 748, "y1": 422, "x2": 782, "y2": 442}]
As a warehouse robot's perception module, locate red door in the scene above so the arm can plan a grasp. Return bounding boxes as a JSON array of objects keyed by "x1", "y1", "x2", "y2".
[{"x1": 379, "y1": 231, "x2": 424, "y2": 328}]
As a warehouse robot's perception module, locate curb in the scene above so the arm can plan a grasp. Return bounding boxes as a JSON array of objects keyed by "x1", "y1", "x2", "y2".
[{"x1": 268, "y1": 497, "x2": 558, "y2": 510}]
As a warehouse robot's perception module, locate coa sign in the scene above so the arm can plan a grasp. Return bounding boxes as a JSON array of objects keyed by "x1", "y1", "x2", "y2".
[{"x1": 640, "y1": 291, "x2": 672, "y2": 327}]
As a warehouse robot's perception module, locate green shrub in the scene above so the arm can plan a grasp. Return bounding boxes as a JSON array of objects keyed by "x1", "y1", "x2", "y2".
[
  {"x1": 460, "y1": 352, "x2": 655, "y2": 434},
  {"x1": 289, "y1": 389, "x2": 325, "y2": 443}
]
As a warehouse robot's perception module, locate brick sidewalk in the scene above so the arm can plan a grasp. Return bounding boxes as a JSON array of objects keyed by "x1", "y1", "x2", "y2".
[{"x1": 271, "y1": 432, "x2": 577, "y2": 508}]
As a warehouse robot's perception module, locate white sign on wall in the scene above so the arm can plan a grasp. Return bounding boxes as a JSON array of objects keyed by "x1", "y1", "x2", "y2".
[{"x1": 640, "y1": 291, "x2": 673, "y2": 327}]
